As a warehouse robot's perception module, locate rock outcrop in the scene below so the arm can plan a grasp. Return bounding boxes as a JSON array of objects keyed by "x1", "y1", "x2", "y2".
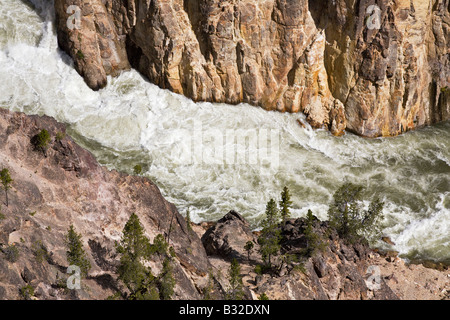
[
  {"x1": 53, "y1": 0, "x2": 449, "y2": 137},
  {"x1": 198, "y1": 210, "x2": 449, "y2": 300},
  {"x1": 201, "y1": 211, "x2": 399, "y2": 300},
  {"x1": 201, "y1": 210, "x2": 257, "y2": 261},
  {"x1": 309, "y1": 0, "x2": 450, "y2": 136},
  {"x1": 54, "y1": 0, "x2": 130, "y2": 90},
  {"x1": 0, "y1": 108, "x2": 209, "y2": 300},
  {"x1": 0, "y1": 109, "x2": 448, "y2": 300}
]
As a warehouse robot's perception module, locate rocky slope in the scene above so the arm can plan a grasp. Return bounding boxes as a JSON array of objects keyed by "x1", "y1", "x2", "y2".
[
  {"x1": 0, "y1": 110, "x2": 448, "y2": 300},
  {"x1": 197, "y1": 211, "x2": 449, "y2": 300},
  {"x1": 0, "y1": 108, "x2": 209, "y2": 300},
  {"x1": 53, "y1": 0, "x2": 449, "y2": 137}
]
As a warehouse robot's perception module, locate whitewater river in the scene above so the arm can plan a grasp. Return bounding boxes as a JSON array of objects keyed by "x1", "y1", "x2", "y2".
[{"x1": 1, "y1": 0, "x2": 449, "y2": 264}]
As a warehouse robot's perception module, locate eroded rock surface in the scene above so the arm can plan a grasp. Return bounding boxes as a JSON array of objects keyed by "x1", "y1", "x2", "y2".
[
  {"x1": 199, "y1": 210, "x2": 449, "y2": 301},
  {"x1": 53, "y1": 0, "x2": 449, "y2": 137},
  {"x1": 0, "y1": 109, "x2": 448, "y2": 300},
  {"x1": 54, "y1": 0, "x2": 130, "y2": 90},
  {"x1": 201, "y1": 210, "x2": 257, "y2": 261},
  {"x1": 309, "y1": 0, "x2": 450, "y2": 136},
  {"x1": 0, "y1": 108, "x2": 208, "y2": 300}
]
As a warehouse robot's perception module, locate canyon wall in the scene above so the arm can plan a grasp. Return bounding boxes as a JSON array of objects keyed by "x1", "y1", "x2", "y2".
[{"x1": 54, "y1": 0, "x2": 449, "y2": 137}]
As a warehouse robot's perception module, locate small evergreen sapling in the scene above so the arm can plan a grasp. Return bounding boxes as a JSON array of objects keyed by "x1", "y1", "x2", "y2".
[
  {"x1": 244, "y1": 241, "x2": 254, "y2": 262},
  {"x1": 65, "y1": 225, "x2": 91, "y2": 277},
  {"x1": 0, "y1": 168, "x2": 13, "y2": 207},
  {"x1": 150, "y1": 234, "x2": 169, "y2": 256},
  {"x1": 258, "y1": 199, "x2": 281, "y2": 268},
  {"x1": 303, "y1": 210, "x2": 326, "y2": 257},
  {"x1": 116, "y1": 213, "x2": 157, "y2": 300},
  {"x1": 115, "y1": 213, "x2": 178, "y2": 300},
  {"x1": 158, "y1": 256, "x2": 176, "y2": 300},
  {"x1": 279, "y1": 186, "x2": 292, "y2": 225},
  {"x1": 226, "y1": 258, "x2": 244, "y2": 300},
  {"x1": 202, "y1": 269, "x2": 215, "y2": 300},
  {"x1": 185, "y1": 207, "x2": 193, "y2": 233}
]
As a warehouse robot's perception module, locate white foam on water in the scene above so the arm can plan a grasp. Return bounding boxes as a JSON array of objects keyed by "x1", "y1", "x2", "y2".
[
  {"x1": 0, "y1": 0, "x2": 449, "y2": 263},
  {"x1": 381, "y1": 194, "x2": 450, "y2": 262}
]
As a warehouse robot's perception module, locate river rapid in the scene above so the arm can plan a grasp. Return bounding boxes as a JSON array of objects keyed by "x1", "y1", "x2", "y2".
[{"x1": 1, "y1": 0, "x2": 449, "y2": 264}]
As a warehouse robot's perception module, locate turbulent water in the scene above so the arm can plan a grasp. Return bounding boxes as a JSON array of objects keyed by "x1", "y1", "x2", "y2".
[{"x1": 1, "y1": 0, "x2": 449, "y2": 264}]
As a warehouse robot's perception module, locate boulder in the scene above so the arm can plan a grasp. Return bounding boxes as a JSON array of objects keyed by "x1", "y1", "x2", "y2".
[{"x1": 201, "y1": 211, "x2": 256, "y2": 261}]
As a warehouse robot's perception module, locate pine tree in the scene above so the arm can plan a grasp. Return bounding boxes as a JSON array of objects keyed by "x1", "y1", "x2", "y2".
[
  {"x1": 65, "y1": 225, "x2": 91, "y2": 277},
  {"x1": 226, "y1": 258, "x2": 244, "y2": 300},
  {"x1": 158, "y1": 256, "x2": 176, "y2": 300},
  {"x1": 258, "y1": 199, "x2": 281, "y2": 268},
  {"x1": 149, "y1": 233, "x2": 176, "y2": 300},
  {"x1": 32, "y1": 129, "x2": 51, "y2": 157},
  {"x1": 328, "y1": 183, "x2": 384, "y2": 243},
  {"x1": 150, "y1": 234, "x2": 169, "y2": 256},
  {"x1": 303, "y1": 210, "x2": 325, "y2": 257},
  {"x1": 116, "y1": 213, "x2": 158, "y2": 300},
  {"x1": 244, "y1": 241, "x2": 254, "y2": 262},
  {"x1": 0, "y1": 168, "x2": 13, "y2": 207},
  {"x1": 185, "y1": 207, "x2": 193, "y2": 233},
  {"x1": 202, "y1": 269, "x2": 215, "y2": 300},
  {"x1": 279, "y1": 186, "x2": 292, "y2": 225}
]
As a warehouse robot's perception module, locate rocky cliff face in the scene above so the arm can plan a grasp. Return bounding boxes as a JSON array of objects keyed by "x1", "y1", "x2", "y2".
[
  {"x1": 53, "y1": 0, "x2": 449, "y2": 137},
  {"x1": 54, "y1": 0, "x2": 130, "y2": 90},
  {"x1": 310, "y1": 0, "x2": 450, "y2": 136},
  {"x1": 0, "y1": 108, "x2": 209, "y2": 299}
]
